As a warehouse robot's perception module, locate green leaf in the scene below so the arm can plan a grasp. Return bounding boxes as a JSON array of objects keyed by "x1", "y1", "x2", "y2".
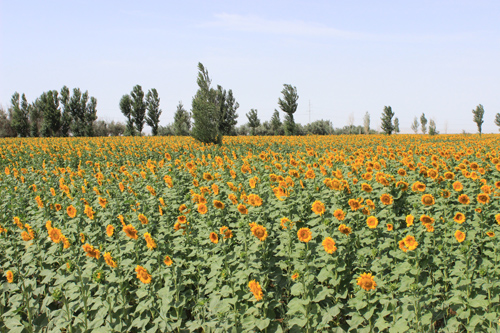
[{"x1": 469, "y1": 294, "x2": 488, "y2": 309}]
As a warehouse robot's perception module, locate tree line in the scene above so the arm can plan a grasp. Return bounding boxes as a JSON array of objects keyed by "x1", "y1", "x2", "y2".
[{"x1": 1, "y1": 64, "x2": 500, "y2": 139}]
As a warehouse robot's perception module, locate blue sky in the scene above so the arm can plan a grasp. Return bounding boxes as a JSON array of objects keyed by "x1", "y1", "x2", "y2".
[{"x1": 1, "y1": 0, "x2": 499, "y2": 133}]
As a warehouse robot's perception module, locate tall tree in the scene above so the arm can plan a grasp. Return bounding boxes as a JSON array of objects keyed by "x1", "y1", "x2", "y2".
[
  {"x1": 363, "y1": 111, "x2": 370, "y2": 135},
  {"x1": 411, "y1": 117, "x2": 419, "y2": 134},
  {"x1": 191, "y1": 62, "x2": 221, "y2": 144},
  {"x1": 10, "y1": 92, "x2": 30, "y2": 137},
  {"x1": 119, "y1": 95, "x2": 135, "y2": 136},
  {"x1": 173, "y1": 101, "x2": 191, "y2": 136},
  {"x1": 380, "y1": 106, "x2": 395, "y2": 135},
  {"x1": 429, "y1": 119, "x2": 438, "y2": 135},
  {"x1": 217, "y1": 87, "x2": 239, "y2": 136},
  {"x1": 84, "y1": 97, "x2": 98, "y2": 136},
  {"x1": 246, "y1": 109, "x2": 260, "y2": 135},
  {"x1": 278, "y1": 84, "x2": 299, "y2": 136},
  {"x1": 130, "y1": 85, "x2": 146, "y2": 135},
  {"x1": 59, "y1": 86, "x2": 72, "y2": 137},
  {"x1": 30, "y1": 100, "x2": 41, "y2": 137},
  {"x1": 40, "y1": 90, "x2": 61, "y2": 137},
  {"x1": 420, "y1": 113, "x2": 428, "y2": 134},
  {"x1": 394, "y1": 117, "x2": 400, "y2": 133},
  {"x1": 494, "y1": 113, "x2": 500, "y2": 131},
  {"x1": 271, "y1": 109, "x2": 282, "y2": 135},
  {"x1": 145, "y1": 88, "x2": 162, "y2": 136},
  {"x1": 472, "y1": 104, "x2": 485, "y2": 136}
]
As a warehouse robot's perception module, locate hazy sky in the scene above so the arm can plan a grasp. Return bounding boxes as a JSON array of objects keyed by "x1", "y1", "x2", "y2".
[{"x1": 1, "y1": 0, "x2": 499, "y2": 134}]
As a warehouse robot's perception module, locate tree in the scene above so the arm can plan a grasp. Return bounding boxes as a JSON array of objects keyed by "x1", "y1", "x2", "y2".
[
  {"x1": 217, "y1": 87, "x2": 239, "y2": 136},
  {"x1": 29, "y1": 100, "x2": 41, "y2": 137},
  {"x1": 394, "y1": 117, "x2": 400, "y2": 134},
  {"x1": 246, "y1": 109, "x2": 260, "y2": 135},
  {"x1": 420, "y1": 113, "x2": 427, "y2": 134},
  {"x1": 271, "y1": 109, "x2": 282, "y2": 135},
  {"x1": 59, "y1": 86, "x2": 72, "y2": 137},
  {"x1": 191, "y1": 62, "x2": 221, "y2": 144},
  {"x1": 411, "y1": 117, "x2": 419, "y2": 134},
  {"x1": 173, "y1": 101, "x2": 191, "y2": 136},
  {"x1": 10, "y1": 92, "x2": 30, "y2": 137},
  {"x1": 363, "y1": 112, "x2": 370, "y2": 135},
  {"x1": 120, "y1": 95, "x2": 135, "y2": 136},
  {"x1": 429, "y1": 119, "x2": 438, "y2": 135},
  {"x1": 84, "y1": 96, "x2": 98, "y2": 137},
  {"x1": 0, "y1": 106, "x2": 15, "y2": 137},
  {"x1": 303, "y1": 120, "x2": 333, "y2": 135},
  {"x1": 380, "y1": 106, "x2": 395, "y2": 135},
  {"x1": 40, "y1": 90, "x2": 61, "y2": 137},
  {"x1": 278, "y1": 84, "x2": 299, "y2": 136},
  {"x1": 130, "y1": 85, "x2": 146, "y2": 135},
  {"x1": 472, "y1": 104, "x2": 485, "y2": 135},
  {"x1": 495, "y1": 113, "x2": 500, "y2": 131},
  {"x1": 145, "y1": 88, "x2": 162, "y2": 136}
]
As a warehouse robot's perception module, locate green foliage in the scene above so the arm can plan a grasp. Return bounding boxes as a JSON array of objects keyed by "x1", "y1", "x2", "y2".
[
  {"x1": 146, "y1": 88, "x2": 162, "y2": 136},
  {"x1": 246, "y1": 109, "x2": 260, "y2": 135},
  {"x1": 363, "y1": 112, "x2": 370, "y2": 135},
  {"x1": 472, "y1": 104, "x2": 485, "y2": 135},
  {"x1": 131, "y1": 85, "x2": 147, "y2": 135},
  {"x1": 411, "y1": 117, "x2": 419, "y2": 134},
  {"x1": 59, "y1": 86, "x2": 72, "y2": 137},
  {"x1": 429, "y1": 119, "x2": 438, "y2": 135},
  {"x1": 65, "y1": 88, "x2": 98, "y2": 137},
  {"x1": 270, "y1": 110, "x2": 283, "y2": 135},
  {"x1": 495, "y1": 113, "x2": 500, "y2": 131},
  {"x1": 119, "y1": 95, "x2": 135, "y2": 136},
  {"x1": 10, "y1": 92, "x2": 30, "y2": 137},
  {"x1": 217, "y1": 87, "x2": 239, "y2": 136},
  {"x1": 380, "y1": 106, "x2": 395, "y2": 135},
  {"x1": 0, "y1": 106, "x2": 16, "y2": 137},
  {"x1": 173, "y1": 102, "x2": 191, "y2": 136},
  {"x1": 191, "y1": 63, "x2": 222, "y2": 144},
  {"x1": 278, "y1": 84, "x2": 298, "y2": 136},
  {"x1": 303, "y1": 119, "x2": 334, "y2": 135},
  {"x1": 420, "y1": 113, "x2": 427, "y2": 134},
  {"x1": 40, "y1": 90, "x2": 61, "y2": 137},
  {"x1": 393, "y1": 117, "x2": 400, "y2": 134}
]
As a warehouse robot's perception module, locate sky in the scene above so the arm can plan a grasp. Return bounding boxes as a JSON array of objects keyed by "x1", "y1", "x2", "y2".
[{"x1": 1, "y1": 0, "x2": 500, "y2": 134}]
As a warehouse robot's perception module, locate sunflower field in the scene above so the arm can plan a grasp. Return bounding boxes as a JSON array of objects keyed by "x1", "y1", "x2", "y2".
[{"x1": 1, "y1": 134, "x2": 500, "y2": 332}]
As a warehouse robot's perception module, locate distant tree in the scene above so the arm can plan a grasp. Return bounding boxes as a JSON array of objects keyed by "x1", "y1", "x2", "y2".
[
  {"x1": 40, "y1": 90, "x2": 61, "y2": 137},
  {"x1": 363, "y1": 112, "x2": 370, "y2": 135},
  {"x1": 130, "y1": 85, "x2": 146, "y2": 135},
  {"x1": 472, "y1": 104, "x2": 485, "y2": 136},
  {"x1": 246, "y1": 109, "x2": 260, "y2": 135},
  {"x1": 411, "y1": 117, "x2": 419, "y2": 134},
  {"x1": 108, "y1": 121, "x2": 126, "y2": 136},
  {"x1": 173, "y1": 101, "x2": 191, "y2": 136},
  {"x1": 29, "y1": 100, "x2": 41, "y2": 137},
  {"x1": 393, "y1": 117, "x2": 400, "y2": 133},
  {"x1": 380, "y1": 106, "x2": 395, "y2": 135},
  {"x1": 119, "y1": 95, "x2": 135, "y2": 136},
  {"x1": 191, "y1": 63, "x2": 221, "y2": 144},
  {"x1": 0, "y1": 106, "x2": 15, "y2": 137},
  {"x1": 59, "y1": 86, "x2": 72, "y2": 137},
  {"x1": 271, "y1": 109, "x2": 282, "y2": 135},
  {"x1": 495, "y1": 113, "x2": 500, "y2": 131},
  {"x1": 304, "y1": 119, "x2": 334, "y2": 135},
  {"x1": 93, "y1": 120, "x2": 109, "y2": 137},
  {"x1": 145, "y1": 88, "x2": 162, "y2": 136},
  {"x1": 66, "y1": 88, "x2": 97, "y2": 137},
  {"x1": 429, "y1": 119, "x2": 438, "y2": 135},
  {"x1": 10, "y1": 92, "x2": 30, "y2": 137},
  {"x1": 158, "y1": 123, "x2": 175, "y2": 136},
  {"x1": 420, "y1": 113, "x2": 427, "y2": 134},
  {"x1": 217, "y1": 86, "x2": 239, "y2": 136},
  {"x1": 278, "y1": 84, "x2": 299, "y2": 136},
  {"x1": 84, "y1": 97, "x2": 98, "y2": 137}
]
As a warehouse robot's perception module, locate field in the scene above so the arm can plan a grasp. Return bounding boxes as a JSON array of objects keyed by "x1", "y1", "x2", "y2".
[{"x1": 0, "y1": 134, "x2": 500, "y2": 332}]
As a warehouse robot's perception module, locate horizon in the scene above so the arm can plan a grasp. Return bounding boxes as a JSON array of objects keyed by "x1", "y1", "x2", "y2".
[{"x1": 1, "y1": 1, "x2": 499, "y2": 134}]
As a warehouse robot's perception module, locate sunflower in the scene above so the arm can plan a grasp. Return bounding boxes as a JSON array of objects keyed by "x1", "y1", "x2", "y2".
[
  {"x1": 138, "y1": 214, "x2": 148, "y2": 225},
  {"x1": 496, "y1": 214, "x2": 500, "y2": 225},
  {"x1": 213, "y1": 200, "x2": 225, "y2": 210},
  {"x1": 333, "y1": 209, "x2": 346, "y2": 221},
  {"x1": 98, "y1": 197, "x2": 107, "y2": 208},
  {"x1": 361, "y1": 183, "x2": 372, "y2": 193},
  {"x1": 477, "y1": 193, "x2": 490, "y2": 204},
  {"x1": 49, "y1": 228, "x2": 63, "y2": 243},
  {"x1": 66, "y1": 205, "x2": 77, "y2": 218},
  {"x1": 84, "y1": 205, "x2": 94, "y2": 219},
  {"x1": 444, "y1": 172, "x2": 455, "y2": 180},
  {"x1": 322, "y1": 237, "x2": 337, "y2": 254},
  {"x1": 454, "y1": 230, "x2": 465, "y2": 243},
  {"x1": 103, "y1": 252, "x2": 117, "y2": 268},
  {"x1": 453, "y1": 212, "x2": 465, "y2": 224},
  {"x1": 209, "y1": 232, "x2": 219, "y2": 244},
  {"x1": 164, "y1": 255, "x2": 173, "y2": 266},
  {"x1": 291, "y1": 272, "x2": 299, "y2": 280},
  {"x1": 280, "y1": 217, "x2": 292, "y2": 230},
  {"x1": 123, "y1": 224, "x2": 138, "y2": 240},
  {"x1": 237, "y1": 204, "x2": 248, "y2": 215},
  {"x1": 177, "y1": 215, "x2": 187, "y2": 224},
  {"x1": 406, "y1": 215, "x2": 414, "y2": 227},
  {"x1": 452, "y1": 181, "x2": 463, "y2": 192},
  {"x1": 421, "y1": 194, "x2": 435, "y2": 206},
  {"x1": 179, "y1": 204, "x2": 188, "y2": 213},
  {"x1": 420, "y1": 215, "x2": 434, "y2": 225},
  {"x1": 82, "y1": 243, "x2": 100, "y2": 259},
  {"x1": 228, "y1": 194, "x2": 238, "y2": 205},
  {"x1": 387, "y1": 223, "x2": 393, "y2": 231},
  {"x1": 366, "y1": 216, "x2": 379, "y2": 229},
  {"x1": 411, "y1": 181, "x2": 426, "y2": 192},
  {"x1": 357, "y1": 273, "x2": 376, "y2": 291},
  {"x1": 297, "y1": 228, "x2": 312, "y2": 243},
  {"x1": 311, "y1": 200, "x2": 325, "y2": 216},
  {"x1": 399, "y1": 240, "x2": 408, "y2": 252},
  {"x1": 197, "y1": 203, "x2": 208, "y2": 214},
  {"x1": 6, "y1": 270, "x2": 14, "y2": 283},
  {"x1": 144, "y1": 233, "x2": 157, "y2": 250},
  {"x1": 403, "y1": 235, "x2": 418, "y2": 250},
  {"x1": 55, "y1": 204, "x2": 62, "y2": 211},
  {"x1": 458, "y1": 194, "x2": 470, "y2": 205},
  {"x1": 486, "y1": 231, "x2": 495, "y2": 238},
  {"x1": 135, "y1": 265, "x2": 152, "y2": 284},
  {"x1": 248, "y1": 280, "x2": 263, "y2": 301},
  {"x1": 348, "y1": 199, "x2": 362, "y2": 211},
  {"x1": 117, "y1": 214, "x2": 125, "y2": 226},
  {"x1": 380, "y1": 194, "x2": 393, "y2": 205},
  {"x1": 251, "y1": 224, "x2": 268, "y2": 241},
  {"x1": 338, "y1": 224, "x2": 352, "y2": 236}
]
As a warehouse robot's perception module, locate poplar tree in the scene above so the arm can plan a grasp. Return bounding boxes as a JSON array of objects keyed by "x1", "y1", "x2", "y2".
[
  {"x1": 494, "y1": 113, "x2": 500, "y2": 131},
  {"x1": 40, "y1": 90, "x2": 61, "y2": 137},
  {"x1": 120, "y1": 95, "x2": 135, "y2": 136},
  {"x1": 246, "y1": 109, "x2": 260, "y2": 135},
  {"x1": 131, "y1": 85, "x2": 146, "y2": 135},
  {"x1": 411, "y1": 117, "x2": 419, "y2": 134},
  {"x1": 278, "y1": 84, "x2": 298, "y2": 136},
  {"x1": 363, "y1": 112, "x2": 370, "y2": 135},
  {"x1": 380, "y1": 106, "x2": 395, "y2": 135},
  {"x1": 10, "y1": 92, "x2": 30, "y2": 137},
  {"x1": 173, "y1": 102, "x2": 191, "y2": 136},
  {"x1": 394, "y1": 117, "x2": 400, "y2": 133},
  {"x1": 420, "y1": 113, "x2": 428, "y2": 134},
  {"x1": 271, "y1": 110, "x2": 282, "y2": 135},
  {"x1": 146, "y1": 88, "x2": 162, "y2": 136},
  {"x1": 472, "y1": 104, "x2": 485, "y2": 136}
]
